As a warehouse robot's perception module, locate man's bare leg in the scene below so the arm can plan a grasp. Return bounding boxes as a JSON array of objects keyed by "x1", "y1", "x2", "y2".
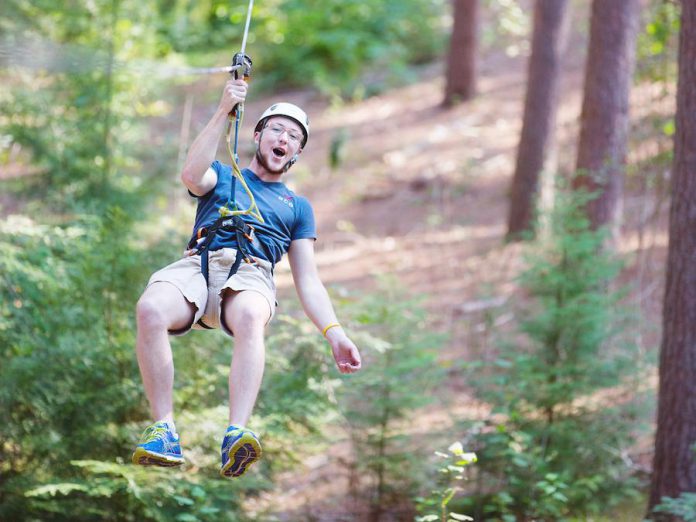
[
  {"x1": 135, "y1": 282, "x2": 196, "y2": 425},
  {"x1": 222, "y1": 290, "x2": 271, "y2": 427}
]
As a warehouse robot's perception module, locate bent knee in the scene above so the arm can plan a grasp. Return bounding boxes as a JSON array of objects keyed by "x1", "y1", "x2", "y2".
[
  {"x1": 229, "y1": 307, "x2": 267, "y2": 335},
  {"x1": 223, "y1": 293, "x2": 269, "y2": 336},
  {"x1": 137, "y1": 283, "x2": 196, "y2": 332},
  {"x1": 136, "y1": 295, "x2": 170, "y2": 331}
]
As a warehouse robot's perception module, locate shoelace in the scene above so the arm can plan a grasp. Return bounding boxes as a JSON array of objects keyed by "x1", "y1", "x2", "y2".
[
  {"x1": 142, "y1": 424, "x2": 169, "y2": 443},
  {"x1": 223, "y1": 430, "x2": 243, "y2": 449}
]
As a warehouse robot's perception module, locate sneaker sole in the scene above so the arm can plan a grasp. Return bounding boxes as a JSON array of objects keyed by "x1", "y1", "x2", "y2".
[
  {"x1": 132, "y1": 447, "x2": 184, "y2": 467},
  {"x1": 220, "y1": 432, "x2": 262, "y2": 478}
]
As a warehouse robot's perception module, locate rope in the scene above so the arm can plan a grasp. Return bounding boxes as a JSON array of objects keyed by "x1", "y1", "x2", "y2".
[
  {"x1": 219, "y1": 0, "x2": 264, "y2": 224},
  {"x1": 222, "y1": 117, "x2": 264, "y2": 223}
]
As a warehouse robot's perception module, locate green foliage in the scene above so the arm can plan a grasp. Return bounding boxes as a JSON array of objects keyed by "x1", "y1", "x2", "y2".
[
  {"x1": 1, "y1": 5, "x2": 188, "y2": 517},
  {"x1": 416, "y1": 442, "x2": 477, "y2": 522},
  {"x1": 155, "y1": 0, "x2": 447, "y2": 98},
  {"x1": 466, "y1": 185, "x2": 643, "y2": 520},
  {"x1": 257, "y1": 0, "x2": 447, "y2": 98},
  {"x1": 0, "y1": 207, "x2": 170, "y2": 520},
  {"x1": 632, "y1": 0, "x2": 679, "y2": 183},
  {"x1": 654, "y1": 493, "x2": 696, "y2": 522},
  {"x1": 1, "y1": 0, "x2": 172, "y2": 211},
  {"x1": 334, "y1": 279, "x2": 447, "y2": 517},
  {"x1": 3, "y1": 0, "x2": 452, "y2": 102},
  {"x1": 637, "y1": 0, "x2": 680, "y2": 83},
  {"x1": 24, "y1": 460, "x2": 245, "y2": 522}
]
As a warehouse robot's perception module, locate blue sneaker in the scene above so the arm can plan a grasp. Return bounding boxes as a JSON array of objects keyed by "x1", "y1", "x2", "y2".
[
  {"x1": 220, "y1": 425, "x2": 262, "y2": 478},
  {"x1": 132, "y1": 421, "x2": 184, "y2": 467}
]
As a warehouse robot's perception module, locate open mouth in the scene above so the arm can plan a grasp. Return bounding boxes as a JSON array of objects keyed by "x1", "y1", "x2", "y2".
[{"x1": 272, "y1": 147, "x2": 286, "y2": 158}]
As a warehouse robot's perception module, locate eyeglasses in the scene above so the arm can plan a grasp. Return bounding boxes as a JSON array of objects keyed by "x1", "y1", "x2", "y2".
[{"x1": 265, "y1": 123, "x2": 303, "y2": 145}]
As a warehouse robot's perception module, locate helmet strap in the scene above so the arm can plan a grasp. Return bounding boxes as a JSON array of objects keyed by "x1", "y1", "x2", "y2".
[{"x1": 283, "y1": 155, "x2": 298, "y2": 172}]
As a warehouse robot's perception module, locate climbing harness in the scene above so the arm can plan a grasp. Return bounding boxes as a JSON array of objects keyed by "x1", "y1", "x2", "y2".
[
  {"x1": 187, "y1": 171, "x2": 274, "y2": 281},
  {"x1": 187, "y1": 174, "x2": 274, "y2": 330}
]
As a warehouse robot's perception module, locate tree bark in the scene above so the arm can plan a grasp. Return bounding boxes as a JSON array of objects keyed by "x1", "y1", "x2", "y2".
[
  {"x1": 506, "y1": 0, "x2": 570, "y2": 240},
  {"x1": 573, "y1": 0, "x2": 640, "y2": 234},
  {"x1": 443, "y1": 0, "x2": 478, "y2": 106},
  {"x1": 647, "y1": 2, "x2": 696, "y2": 518}
]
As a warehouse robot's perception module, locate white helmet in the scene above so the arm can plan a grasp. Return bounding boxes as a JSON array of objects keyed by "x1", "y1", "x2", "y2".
[{"x1": 255, "y1": 102, "x2": 310, "y2": 147}]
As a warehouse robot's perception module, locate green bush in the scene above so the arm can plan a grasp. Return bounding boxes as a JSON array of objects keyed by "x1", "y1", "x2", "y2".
[
  {"x1": 654, "y1": 493, "x2": 696, "y2": 522},
  {"x1": 333, "y1": 279, "x2": 447, "y2": 519},
  {"x1": 0, "y1": 209, "x2": 162, "y2": 520},
  {"x1": 24, "y1": 461, "x2": 247, "y2": 522},
  {"x1": 465, "y1": 183, "x2": 644, "y2": 520}
]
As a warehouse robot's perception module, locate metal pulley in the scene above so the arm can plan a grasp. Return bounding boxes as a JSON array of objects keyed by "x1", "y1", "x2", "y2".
[{"x1": 231, "y1": 52, "x2": 252, "y2": 81}]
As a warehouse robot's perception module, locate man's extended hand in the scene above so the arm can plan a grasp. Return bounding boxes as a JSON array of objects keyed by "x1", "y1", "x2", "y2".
[
  {"x1": 326, "y1": 328, "x2": 362, "y2": 374},
  {"x1": 218, "y1": 79, "x2": 248, "y2": 115}
]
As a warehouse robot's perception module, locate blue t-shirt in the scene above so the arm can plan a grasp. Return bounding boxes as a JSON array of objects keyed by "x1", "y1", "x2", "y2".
[{"x1": 189, "y1": 161, "x2": 316, "y2": 264}]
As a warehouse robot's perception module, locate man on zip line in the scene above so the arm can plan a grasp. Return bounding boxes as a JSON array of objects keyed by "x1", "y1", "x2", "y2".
[{"x1": 131, "y1": 78, "x2": 362, "y2": 478}]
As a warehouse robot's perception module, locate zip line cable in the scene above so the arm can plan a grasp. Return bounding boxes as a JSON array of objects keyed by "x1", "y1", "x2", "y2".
[
  {"x1": 0, "y1": 36, "x2": 246, "y2": 77},
  {"x1": 240, "y1": 0, "x2": 254, "y2": 57}
]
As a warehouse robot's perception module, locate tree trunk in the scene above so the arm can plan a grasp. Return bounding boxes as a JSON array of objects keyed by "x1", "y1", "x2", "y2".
[
  {"x1": 647, "y1": 2, "x2": 696, "y2": 519},
  {"x1": 443, "y1": 0, "x2": 478, "y2": 106},
  {"x1": 506, "y1": 0, "x2": 570, "y2": 240},
  {"x1": 573, "y1": 0, "x2": 640, "y2": 234}
]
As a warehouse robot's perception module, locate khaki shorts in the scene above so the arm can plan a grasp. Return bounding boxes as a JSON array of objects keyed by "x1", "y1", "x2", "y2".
[{"x1": 147, "y1": 248, "x2": 276, "y2": 337}]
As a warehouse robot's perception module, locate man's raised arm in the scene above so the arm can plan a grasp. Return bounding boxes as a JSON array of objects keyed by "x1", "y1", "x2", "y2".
[{"x1": 181, "y1": 79, "x2": 248, "y2": 196}]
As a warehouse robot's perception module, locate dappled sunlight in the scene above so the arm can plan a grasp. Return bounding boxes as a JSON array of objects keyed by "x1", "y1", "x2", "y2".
[
  {"x1": 618, "y1": 228, "x2": 669, "y2": 255},
  {"x1": 1, "y1": 0, "x2": 681, "y2": 518}
]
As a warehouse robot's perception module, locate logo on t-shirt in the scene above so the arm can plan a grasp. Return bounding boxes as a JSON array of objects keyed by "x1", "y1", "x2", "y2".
[{"x1": 277, "y1": 194, "x2": 294, "y2": 208}]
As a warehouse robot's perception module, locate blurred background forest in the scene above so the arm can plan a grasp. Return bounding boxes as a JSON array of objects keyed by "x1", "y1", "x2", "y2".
[{"x1": 1, "y1": 0, "x2": 694, "y2": 520}]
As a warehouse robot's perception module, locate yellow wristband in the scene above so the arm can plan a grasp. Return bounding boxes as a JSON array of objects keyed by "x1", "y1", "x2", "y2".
[{"x1": 322, "y1": 322, "x2": 341, "y2": 337}]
